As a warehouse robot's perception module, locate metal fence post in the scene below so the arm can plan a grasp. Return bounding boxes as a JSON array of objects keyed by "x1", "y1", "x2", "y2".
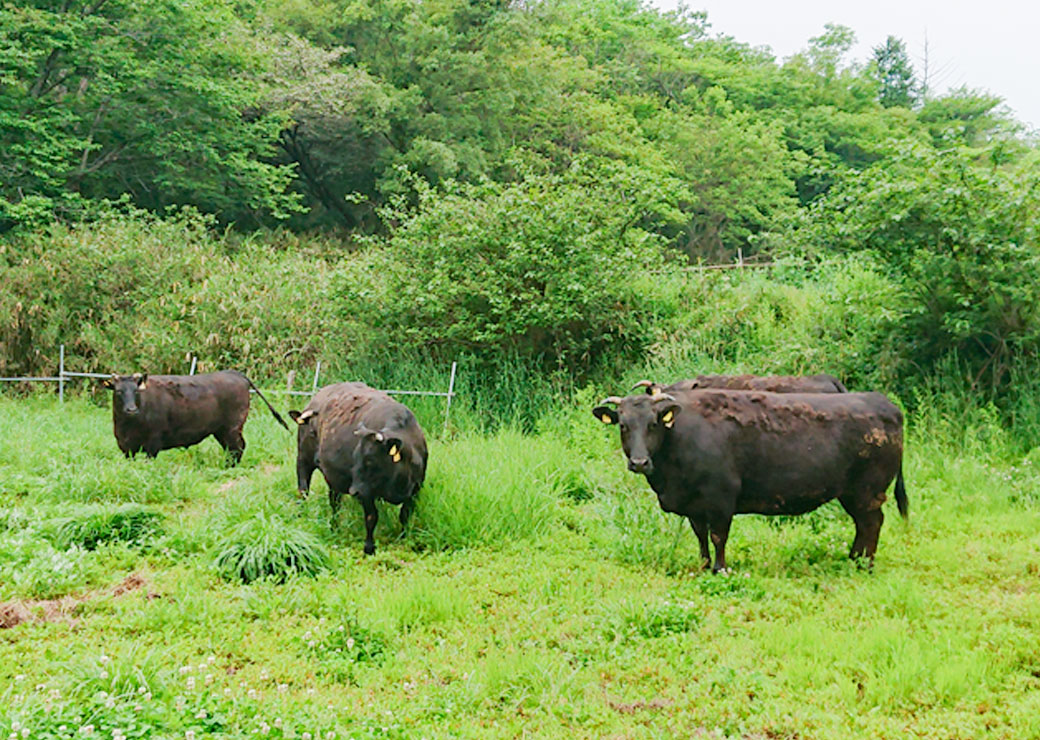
[
  {"x1": 59, "y1": 344, "x2": 65, "y2": 403},
  {"x1": 443, "y1": 360, "x2": 457, "y2": 436},
  {"x1": 311, "y1": 361, "x2": 321, "y2": 394},
  {"x1": 189, "y1": 355, "x2": 197, "y2": 375}
]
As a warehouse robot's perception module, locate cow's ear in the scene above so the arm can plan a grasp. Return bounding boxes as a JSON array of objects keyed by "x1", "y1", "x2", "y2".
[
  {"x1": 102, "y1": 376, "x2": 115, "y2": 389},
  {"x1": 656, "y1": 402, "x2": 680, "y2": 429},
  {"x1": 290, "y1": 409, "x2": 316, "y2": 425},
  {"x1": 134, "y1": 373, "x2": 148, "y2": 389},
  {"x1": 289, "y1": 410, "x2": 302, "y2": 424},
  {"x1": 592, "y1": 406, "x2": 619, "y2": 425},
  {"x1": 385, "y1": 437, "x2": 404, "y2": 463}
]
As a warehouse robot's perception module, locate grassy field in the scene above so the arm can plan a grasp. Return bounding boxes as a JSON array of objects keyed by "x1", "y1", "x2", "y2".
[{"x1": 2, "y1": 394, "x2": 1040, "y2": 739}]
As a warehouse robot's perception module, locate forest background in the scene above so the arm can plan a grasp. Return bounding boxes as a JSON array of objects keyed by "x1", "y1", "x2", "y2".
[{"x1": 3, "y1": 0, "x2": 1040, "y2": 441}]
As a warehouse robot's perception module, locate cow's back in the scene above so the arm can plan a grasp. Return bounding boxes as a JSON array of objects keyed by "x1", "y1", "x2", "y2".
[{"x1": 673, "y1": 373, "x2": 847, "y2": 394}]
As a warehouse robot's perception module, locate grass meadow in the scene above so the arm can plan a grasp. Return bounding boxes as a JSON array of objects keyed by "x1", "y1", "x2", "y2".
[{"x1": 2, "y1": 392, "x2": 1040, "y2": 739}]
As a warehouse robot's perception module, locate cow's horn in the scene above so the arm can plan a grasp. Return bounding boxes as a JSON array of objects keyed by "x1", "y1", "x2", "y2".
[
  {"x1": 654, "y1": 393, "x2": 676, "y2": 402},
  {"x1": 598, "y1": 396, "x2": 624, "y2": 406},
  {"x1": 630, "y1": 380, "x2": 655, "y2": 391}
]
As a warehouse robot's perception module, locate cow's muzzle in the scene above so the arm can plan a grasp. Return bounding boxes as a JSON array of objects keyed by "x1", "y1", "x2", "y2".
[
  {"x1": 123, "y1": 406, "x2": 140, "y2": 415},
  {"x1": 627, "y1": 457, "x2": 653, "y2": 474}
]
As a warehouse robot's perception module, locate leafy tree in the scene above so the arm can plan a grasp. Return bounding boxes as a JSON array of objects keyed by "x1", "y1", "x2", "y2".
[
  {"x1": 793, "y1": 142, "x2": 1040, "y2": 393},
  {"x1": 871, "y1": 35, "x2": 916, "y2": 108},
  {"x1": 0, "y1": 0, "x2": 298, "y2": 232}
]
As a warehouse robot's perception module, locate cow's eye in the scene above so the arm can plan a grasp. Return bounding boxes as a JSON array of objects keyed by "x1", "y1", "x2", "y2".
[{"x1": 619, "y1": 423, "x2": 628, "y2": 432}]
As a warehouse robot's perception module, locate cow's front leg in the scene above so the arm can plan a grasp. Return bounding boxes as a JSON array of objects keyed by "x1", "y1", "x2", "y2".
[
  {"x1": 296, "y1": 457, "x2": 316, "y2": 499},
  {"x1": 144, "y1": 435, "x2": 162, "y2": 459},
  {"x1": 361, "y1": 496, "x2": 379, "y2": 556},
  {"x1": 688, "y1": 517, "x2": 711, "y2": 570},
  {"x1": 706, "y1": 512, "x2": 733, "y2": 574},
  {"x1": 399, "y1": 496, "x2": 416, "y2": 528}
]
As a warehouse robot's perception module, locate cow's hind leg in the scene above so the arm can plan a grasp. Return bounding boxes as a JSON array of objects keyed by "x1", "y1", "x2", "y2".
[
  {"x1": 839, "y1": 496, "x2": 884, "y2": 563},
  {"x1": 688, "y1": 517, "x2": 711, "y2": 570},
  {"x1": 216, "y1": 428, "x2": 245, "y2": 466}
]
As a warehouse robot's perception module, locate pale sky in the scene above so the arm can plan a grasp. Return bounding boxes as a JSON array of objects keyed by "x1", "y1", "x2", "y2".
[{"x1": 648, "y1": 0, "x2": 1039, "y2": 130}]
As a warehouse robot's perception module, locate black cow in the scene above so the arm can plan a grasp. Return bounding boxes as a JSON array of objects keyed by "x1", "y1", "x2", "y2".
[
  {"x1": 593, "y1": 389, "x2": 906, "y2": 572},
  {"x1": 632, "y1": 373, "x2": 848, "y2": 396},
  {"x1": 289, "y1": 382, "x2": 428, "y2": 556},
  {"x1": 103, "y1": 371, "x2": 288, "y2": 464}
]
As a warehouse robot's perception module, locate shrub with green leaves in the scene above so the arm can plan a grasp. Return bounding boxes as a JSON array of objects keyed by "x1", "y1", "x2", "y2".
[
  {"x1": 336, "y1": 160, "x2": 685, "y2": 374},
  {"x1": 212, "y1": 513, "x2": 328, "y2": 584}
]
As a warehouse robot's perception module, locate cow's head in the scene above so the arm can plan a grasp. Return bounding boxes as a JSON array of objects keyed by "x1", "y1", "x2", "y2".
[
  {"x1": 103, "y1": 373, "x2": 148, "y2": 415},
  {"x1": 592, "y1": 393, "x2": 680, "y2": 475},
  {"x1": 349, "y1": 423, "x2": 414, "y2": 502}
]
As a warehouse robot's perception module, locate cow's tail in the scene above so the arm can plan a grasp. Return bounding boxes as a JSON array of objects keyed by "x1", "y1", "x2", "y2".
[
  {"x1": 239, "y1": 373, "x2": 290, "y2": 431},
  {"x1": 894, "y1": 462, "x2": 908, "y2": 520}
]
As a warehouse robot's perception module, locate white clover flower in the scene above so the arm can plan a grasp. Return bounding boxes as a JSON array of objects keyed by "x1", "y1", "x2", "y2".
[
  {"x1": 204, "y1": 674, "x2": 214, "y2": 685},
  {"x1": 104, "y1": 698, "x2": 115, "y2": 709},
  {"x1": 185, "y1": 677, "x2": 196, "y2": 690},
  {"x1": 99, "y1": 655, "x2": 110, "y2": 665},
  {"x1": 137, "y1": 686, "x2": 147, "y2": 695},
  {"x1": 345, "y1": 638, "x2": 355, "y2": 650},
  {"x1": 303, "y1": 733, "x2": 312, "y2": 740},
  {"x1": 223, "y1": 688, "x2": 232, "y2": 697},
  {"x1": 178, "y1": 666, "x2": 191, "y2": 675},
  {"x1": 247, "y1": 689, "x2": 258, "y2": 699},
  {"x1": 195, "y1": 710, "x2": 207, "y2": 719},
  {"x1": 273, "y1": 719, "x2": 282, "y2": 729},
  {"x1": 185, "y1": 731, "x2": 195, "y2": 740},
  {"x1": 277, "y1": 683, "x2": 288, "y2": 694}
]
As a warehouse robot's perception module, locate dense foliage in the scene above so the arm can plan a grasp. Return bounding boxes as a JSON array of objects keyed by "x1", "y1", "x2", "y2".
[{"x1": 2, "y1": 0, "x2": 1039, "y2": 420}]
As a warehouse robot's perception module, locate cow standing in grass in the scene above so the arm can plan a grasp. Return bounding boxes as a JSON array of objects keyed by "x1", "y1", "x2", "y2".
[
  {"x1": 593, "y1": 389, "x2": 907, "y2": 572},
  {"x1": 632, "y1": 373, "x2": 848, "y2": 396},
  {"x1": 104, "y1": 371, "x2": 288, "y2": 464},
  {"x1": 290, "y1": 382, "x2": 428, "y2": 556}
]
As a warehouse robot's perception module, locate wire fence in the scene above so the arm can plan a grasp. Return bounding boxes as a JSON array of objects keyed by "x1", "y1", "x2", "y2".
[{"x1": 1, "y1": 348, "x2": 460, "y2": 434}]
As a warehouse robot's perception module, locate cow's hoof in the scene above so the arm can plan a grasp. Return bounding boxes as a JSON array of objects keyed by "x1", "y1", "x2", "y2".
[{"x1": 363, "y1": 542, "x2": 375, "y2": 556}]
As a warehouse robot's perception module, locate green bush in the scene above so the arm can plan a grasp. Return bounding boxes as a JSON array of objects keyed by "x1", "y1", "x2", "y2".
[
  {"x1": 336, "y1": 160, "x2": 684, "y2": 375},
  {"x1": 0, "y1": 210, "x2": 337, "y2": 379},
  {"x1": 792, "y1": 142, "x2": 1040, "y2": 395}
]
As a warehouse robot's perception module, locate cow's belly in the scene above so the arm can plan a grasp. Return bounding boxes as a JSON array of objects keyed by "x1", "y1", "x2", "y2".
[
  {"x1": 163, "y1": 427, "x2": 215, "y2": 449},
  {"x1": 736, "y1": 465, "x2": 845, "y2": 515}
]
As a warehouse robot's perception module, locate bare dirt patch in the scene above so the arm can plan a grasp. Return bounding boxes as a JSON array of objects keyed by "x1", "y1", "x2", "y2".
[{"x1": 0, "y1": 572, "x2": 154, "y2": 629}]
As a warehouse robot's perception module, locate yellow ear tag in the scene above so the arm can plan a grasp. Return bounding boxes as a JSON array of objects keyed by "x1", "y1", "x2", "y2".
[
  {"x1": 662, "y1": 410, "x2": 674, "y2": 428},
  {"x1": 389, "y1": 444, "x2": 398, "y2": 456},
  {"x1": 138, "y1": 382, "x2": 147, "y2": 391},
  {"x1": 651, "y1": 388, "x2": 661, "y2": 397},
  {"x1": 600, "y1": 413, "x2": 613, "y2": 424},
  {"x1": 392, "y1": 451, "x2": 402, "y2": 463},
  {"x1": 295, "y1": 417, "x2": 305, "y2": 426}
]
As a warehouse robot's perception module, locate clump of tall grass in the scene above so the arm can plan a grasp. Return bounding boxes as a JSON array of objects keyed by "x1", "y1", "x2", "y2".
[
  {"x1": 48, "y1": 505, "x2": 164, "y2": 550},
  {"x1": 409, "y1": 430, "x2": 566, "y2": 550},
  {"x1": 212, "y1": 512, "x2": 329, "y2": 584}
]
